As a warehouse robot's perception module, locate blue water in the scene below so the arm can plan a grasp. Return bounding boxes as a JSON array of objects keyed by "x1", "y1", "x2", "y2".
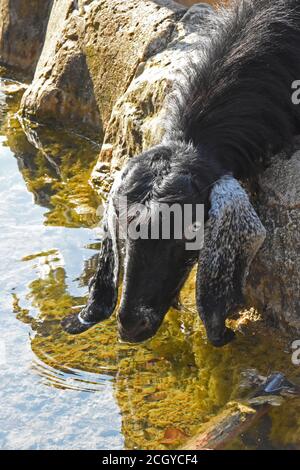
[{"x1": 0, "y1": 79, "x2": 124, "y2": 450}]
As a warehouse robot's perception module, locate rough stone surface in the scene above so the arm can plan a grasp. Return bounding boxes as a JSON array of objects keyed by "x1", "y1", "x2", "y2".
[
  {"x1": 20, "y1": 0, "x2": 101, "y2": 137},
  {"x1": 246, "y1": 149, "x2": 300, "y2": 336},
  {"x1": 91, "y1": 3, "x2": 213, "y2": 186},
  {"x1": 0, "y1": 0, "x2": 52, "y2": 77},
  {"x1": 20, "y1": 0, "x2": 187, "y2": 138}
]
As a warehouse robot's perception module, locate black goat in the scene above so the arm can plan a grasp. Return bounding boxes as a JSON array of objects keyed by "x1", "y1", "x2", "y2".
[{"x1": 62, "y1": 0, "x2": 300, "y2": 347}]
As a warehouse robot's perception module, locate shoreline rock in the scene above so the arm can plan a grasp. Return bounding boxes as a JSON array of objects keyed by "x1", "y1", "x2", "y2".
[
  {"x1": 91, "y1": 3, "x2": 213, "y2": 185},
  {"x1": 0, "y1": 0, "x2": 53, "y2": 78},
  {"x1": 246, "y1": 148, "x2": 300, "y2": 337},
  {"x1": 20, "y1": 0, "x2": 187, "y2": 139}
]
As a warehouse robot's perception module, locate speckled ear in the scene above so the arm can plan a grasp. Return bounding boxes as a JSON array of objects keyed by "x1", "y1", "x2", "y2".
[
  {"x1": 83, "y1": 197, "x2": 120, "y2": 320},
  {"x1": 196, "y1": 176, "x2": 266, "y2": 347}
]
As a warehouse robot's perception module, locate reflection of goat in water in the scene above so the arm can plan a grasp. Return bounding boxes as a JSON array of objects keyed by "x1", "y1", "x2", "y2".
[{"x1": 62, "y1": 0, "x2": 300, "y2": 347}]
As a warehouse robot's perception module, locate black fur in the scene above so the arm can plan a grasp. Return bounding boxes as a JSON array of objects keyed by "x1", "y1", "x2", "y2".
[
  {"x1": 167, "y1": 0, "x2": 300, "y2": 177},
  {"x1": 62, "y1": 0, "x2": 300, "y2": 346}
]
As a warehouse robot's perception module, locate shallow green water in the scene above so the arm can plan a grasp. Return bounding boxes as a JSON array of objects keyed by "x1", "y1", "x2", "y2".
[{"x1": 0, "y1": 76, "x2": 299, "y2": 450}]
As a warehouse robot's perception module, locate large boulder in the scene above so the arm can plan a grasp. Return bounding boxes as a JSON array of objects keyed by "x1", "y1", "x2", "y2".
[
  {"x1": 246, "y1": 149, "x2": 300, "y2": 336},
  {"x1": 90, "y1": 2, "x2": 214, "y2": 189},
  {"x1": 20, "y1": 0, "x2": 101, "y2": 138},
  {"x1": 20, "y1": 0, "x2": 187, "y2": 138},
  {"x1": 0, "y1": 0, "x2": 52, "y2": 77}
]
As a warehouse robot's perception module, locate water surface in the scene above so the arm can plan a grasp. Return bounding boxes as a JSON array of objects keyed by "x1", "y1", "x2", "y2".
[{"x1": 0, "y1": 76, "x2": 299, "y2": 450}]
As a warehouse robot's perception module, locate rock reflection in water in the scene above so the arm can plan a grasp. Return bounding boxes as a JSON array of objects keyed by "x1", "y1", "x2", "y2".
[{"x1": 3, "y1": 107, "x2": 101, "y2": 227}]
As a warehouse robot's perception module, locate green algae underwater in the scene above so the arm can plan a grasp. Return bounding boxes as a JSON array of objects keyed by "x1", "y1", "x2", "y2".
[{"x1": 0, "y1": 74, "x2": 299, "y2": 450}]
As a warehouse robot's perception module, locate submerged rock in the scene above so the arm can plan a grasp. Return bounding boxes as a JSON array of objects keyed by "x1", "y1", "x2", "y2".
[{"x1": 0, "y1": 0, "x2": 52, "y2": 77}]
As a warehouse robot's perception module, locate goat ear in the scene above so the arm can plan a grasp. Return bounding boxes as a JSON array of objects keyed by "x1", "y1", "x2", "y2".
[
  {"x1": 196, "y1": 176, "x2": 266, "y2": 347},
  {"x1": 61, "y1": 186, "x2": 120, "y2": 335},
  {"x1": 85, "y1": 198, "x2": 120, "y2": 317}
]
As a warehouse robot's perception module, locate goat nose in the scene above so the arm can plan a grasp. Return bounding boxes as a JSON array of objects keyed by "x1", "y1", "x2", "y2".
[
  {"x1": 118, "y1": 311, "x2": 151, "y2": 332},
  {"x1": 207, "y1": 327, "x2": 236, "y2": 347},
  {"x1": 117, "y1": 307, "x2": 157, "y2": 343}
]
